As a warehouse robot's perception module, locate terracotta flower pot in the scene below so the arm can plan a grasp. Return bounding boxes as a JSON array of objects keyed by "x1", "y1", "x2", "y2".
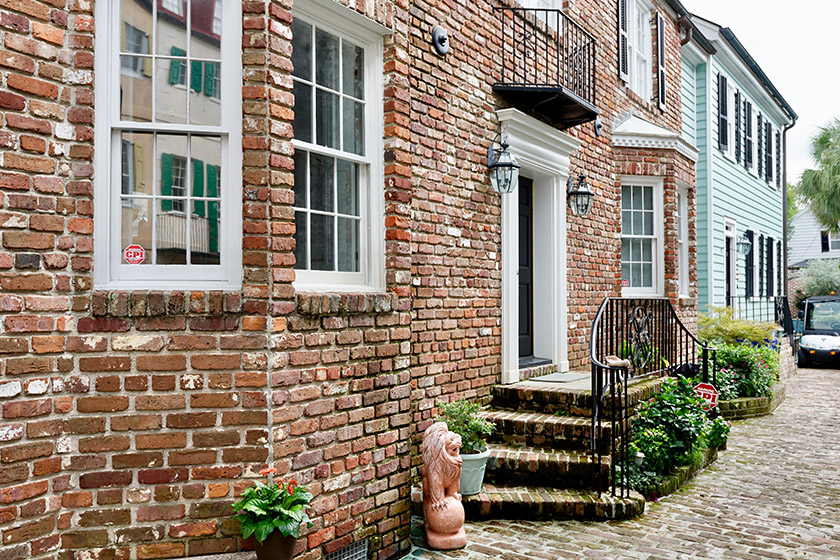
[{"x1": 254, "y1": 532, "x2": 297, "y2": 560}]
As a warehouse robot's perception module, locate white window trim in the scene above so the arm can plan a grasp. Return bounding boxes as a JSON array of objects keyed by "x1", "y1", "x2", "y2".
[
  {"x1": 627, "y1": 0, "x2": 653, "y2": 101},
  {"x1": 677, "y1": 185, "x2": 689, "y2": 297},
  {"x1": 291, "y1": 0, "x2": 387, "y2": 293},
  {"x1": 620, "y1": 175, "x2": 664, "y2": 297},
  {"x1": 724, "y1": 218, "x2": 736, "y2": 302},
  {"x1": 93, "y1": 0, "x2": 243, "y2": 290}
]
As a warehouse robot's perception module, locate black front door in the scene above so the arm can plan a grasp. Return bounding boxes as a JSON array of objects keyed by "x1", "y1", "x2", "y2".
[{"x1": 519, "y1": 177, "x2": 533, "y2": 359}]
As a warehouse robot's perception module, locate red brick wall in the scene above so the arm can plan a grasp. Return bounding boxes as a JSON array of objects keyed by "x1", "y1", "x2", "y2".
[{"x1": 0, "y1": 0, "x2": 697, "y2": 559}]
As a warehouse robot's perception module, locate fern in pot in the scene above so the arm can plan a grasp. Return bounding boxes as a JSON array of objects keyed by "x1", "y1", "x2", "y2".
[{"x1": 436, "y1": 399, "x2": 495, "y2": 495}]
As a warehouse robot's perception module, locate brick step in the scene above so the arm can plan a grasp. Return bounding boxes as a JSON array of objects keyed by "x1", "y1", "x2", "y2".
[
  {"x1": 461, "y1": 484, "x2": 645, "y2": 521},
  {"x1": 480, "y1": 409, "x2": 612, "y2": 452},
  {"x1": 485, "y1": 444, "x2": 609, "y2": 490},
  {"x1": 490, "y1": 374, "x2": 669, "y2": 416}
]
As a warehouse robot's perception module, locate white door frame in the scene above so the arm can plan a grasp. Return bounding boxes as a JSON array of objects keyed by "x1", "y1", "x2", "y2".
[{"x1": 497, "y1": 109, "x2": 581, "y2": 384}]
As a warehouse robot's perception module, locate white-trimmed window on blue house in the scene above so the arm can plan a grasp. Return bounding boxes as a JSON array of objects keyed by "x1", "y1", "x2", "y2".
[
  {"x1": 745, "y1": 229, "x2": 755, "y2": 298},
  {"x1": 764, "y1": 121, "x2": 774, "y2": 185},
  {"x1": 621, "y1": 178, "x2": 663, "y2": 296},
  {"x1": 94, "y1": 0, "x2": 242, "y2": 290},
  {"x1": 291, "y1": 3, "x2": 385, "y2": 291}
]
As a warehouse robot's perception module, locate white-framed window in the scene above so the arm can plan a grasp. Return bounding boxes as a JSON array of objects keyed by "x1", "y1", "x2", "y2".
[
  {"x1": 94, "y1": 0, "x2": 242, "y2": 289},
  {"x1": 291, "y1": 1, "x2": 385, "y2": 291},
  {"x1": 212, "y1": 0, "x2": 222, "y2": 36},
  {"x1": 724, "y1": 82, "x2": 737, "y2": 161},
  {"x1": 724, "y1": 218, "x2": 736, "y2": 303},
  {"x1": 676, "y1": 187, "x2": 689, "y2": 297},
  {"x1": 626, "y1": 0, "x2": 653, "y2": 100},
  {"x1": 121, "y1": 22, "x2": 150, "y2": 75},
  {"x1": 620, "y1": 177, "x2": 663, "y2": 295}
]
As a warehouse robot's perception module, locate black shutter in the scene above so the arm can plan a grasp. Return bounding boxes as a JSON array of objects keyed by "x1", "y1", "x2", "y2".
[
  {"x1": 745, "y1": 230, "x2": 754, "y2": 297},
  {"x1": 758, "y1": 234, "x2": 765, "y2": 297},
  {"x1": 744, "y1": 101, "x2": 753, "y2": 168},
  {"x1": 822, "y1": 231, "x2": 830, "y2": 253},
  {"x1": 657, "y1": 13, "x2": 666, "y2": 110},
  {"x1": 717, "y1": 74, "x2": 728, "y2": 151},
  {"x1": 776, "y1": 131, "x2": 782, "y2": 189},
  {"x1": 765, "y1": 122, "x2": 773, "y2": 182},
  {"x1": 757, "y1": 113, "x2": 763, "y2": 177},
  {"x1": 734, "y1": 91, "x2": 741, "y2": 163},
  {"x1": 766, "y1": 236, "x2": 774, "y2": 296},
  {"x1": 618, "y1": 0, "x2": 629, "y2": 83}
]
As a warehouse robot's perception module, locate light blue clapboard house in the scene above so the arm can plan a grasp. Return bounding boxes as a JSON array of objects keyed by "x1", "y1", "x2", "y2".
[{"x1": 680, "y1": 15, "x2": 797, "y2": 319}]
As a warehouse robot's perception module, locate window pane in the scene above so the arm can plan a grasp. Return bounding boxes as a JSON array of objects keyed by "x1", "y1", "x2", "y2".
[
  {"x1": 632, "y1": 186, "x2": 642, "y2": 210},
  {"x1": 337, "y1": 217, "x2": 359, "y2": 272},
  {"x1": 621, "y1": 210, "x2": 630, "y2": 229},
  {"x1": 157, "y1": 135, "x2": 188, "y2": 205},
  {"x1": 641, "y1": 239, "x2": 652, "y2": 261},
  {"x1": 310, "y1": 214, "x2": 334, "y2": 270},
  {"x1": 343, "y1": 98, "x2": 364, "y2": 156},
  {"x1": 643, "y1": 185, "x2": 652, "y2": 208},
  {"x1": 621, "y1": 239, "x2": 630, "y2": 262},
  {"x1": 156, "y1": 59, "x2": 187, "y2": 123},
  {"x1": 632, "y1": 263, "x2": 641, "y2": 286},
  {"x1": 310, "y1": 153, "x2": 334, "y2": 212},
  {"x1": 120, "y1": 131, "x2": 154, "y2": 195},
  {"x1": 642, "y1": 263, "x2": 652, "y2": 287},
  {"x1": 156, "y1": 1, "x2": 187, "y2": 55},
  {"x1": 621, "y1": 262, "x2": 629, "y2": 283},
  {"x1": 316, "y1": 89, "x2": 340, "y2": 149},
  {"x1": 293, "y1": 82, "x2": 313, "y2": 143},
  {"x1": 291, "y1": 19, "x2": 312, "y2": 81},
  {"x1": 342, "y1": 40, "x2": 364, "y2": 99},
  {"x1": 120, "y1": 57, "x2": 153, "y2": 122},
  {"x1": 120, "y1": 197, "x2": 152, "y2": 265},
  {"x1": 192, "y1": 136, "x2": 221, "y2": 198},
  {"x1": 315, "y1": 28, "x2": 339, "y2": 90},
  {"x1": 642, "y1": 211, "x2": 653, "y2": 235},
  {"x1": 190, "y1": 0, "x2": 222, "y2": 55},
  {"x1": 191, "y1": 62, "x2": 221, "y2": 126},
  {"x1": 294, "y1": 211, "x2": 308, "y2": 269},
  {"x1": 293, "y1": 150, "x2": 308, "y2": 208},
  {"x1": 631, "y1": 239, "x2": 641, "y2": 261},
  {"x1": 191, "y1": 200, "x2": 220, "y2": 264},
  {"x1": 632, "y1": 211, "x2": 642, "y2": 236},
  {"x1": 122, "y1": 2, "x2": 153, "y2": 51},
  {"x1": 336, "y1": 160, "x2": 359, "y2": 216},
  {"x1": 621, "y1": 186, "x2": 630, "y2": 209},
  {"x1": 156, "y1": 200, "x2": 187, "y2": 264}
]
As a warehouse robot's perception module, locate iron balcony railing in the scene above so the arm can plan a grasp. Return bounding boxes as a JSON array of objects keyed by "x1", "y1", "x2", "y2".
[
  {"x1": 589, "y1": 298, "x2": 716, "y2": 498},
  {"x1": 494, "y1": 7, "x2": 596, "y2": 106}
]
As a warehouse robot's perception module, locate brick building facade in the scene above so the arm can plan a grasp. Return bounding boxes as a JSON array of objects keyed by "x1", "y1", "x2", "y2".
[{"x1": 0, "y1": 1, "x2": 699, "y2": 559}]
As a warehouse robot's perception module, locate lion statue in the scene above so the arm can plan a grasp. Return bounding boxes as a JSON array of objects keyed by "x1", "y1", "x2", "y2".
[{"x1": 421, "y1": 422, "x2": 466, "y2": 549}]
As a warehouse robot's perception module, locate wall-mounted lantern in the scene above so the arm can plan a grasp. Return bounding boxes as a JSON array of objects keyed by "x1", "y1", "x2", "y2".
[
  {"x1": 487, "y1": 137, "x2": 520, "y2": 194},
  {"x1": 737, "y1": 233, "x2": 752, "y2": 256},
  {"x1": 566, "y1": 173, "x2": 594, "y2": 217}
]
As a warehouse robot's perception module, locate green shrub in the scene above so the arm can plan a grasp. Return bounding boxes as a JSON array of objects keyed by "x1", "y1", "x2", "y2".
[
  {"x1": 713, "y1": 343, "x2": 778, "y2": 398},
  {"x1": 706, "y1": 417, "x2": 731, "y2": 449},
  {"x1": 436, "y1": 399, "x2": 494, "y2": 454},
  {"x1": 698, "y1": 306, "x2": 777, "y2": 346}
]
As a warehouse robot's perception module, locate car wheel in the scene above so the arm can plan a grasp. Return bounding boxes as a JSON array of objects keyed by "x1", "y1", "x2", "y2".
[{"x1": 798, "y1": 349, "x2": 809, "y2": 368}]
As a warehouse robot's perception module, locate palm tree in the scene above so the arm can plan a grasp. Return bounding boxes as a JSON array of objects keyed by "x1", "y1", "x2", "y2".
[{"x1": 799, "y1": 118, "x2": 840, "y2": 231}]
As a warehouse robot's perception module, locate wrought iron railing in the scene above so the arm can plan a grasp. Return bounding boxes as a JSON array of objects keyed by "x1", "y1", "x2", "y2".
[
  {"x1": 726, "y1": 294, "x2": 797, "y2": 355},
  {"x1": 589, "y1": 297, "x2": 715, "y2": 497},
  {"x1": 494, "y1": 7, "x2": 596, "y2": 106}
]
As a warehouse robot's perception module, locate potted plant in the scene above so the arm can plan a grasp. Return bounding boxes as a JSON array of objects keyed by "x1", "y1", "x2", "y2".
[
  {"x1": 436, "y1": 399, "x2": 495, "y2": 496},
  {"x1": 232, "y1": 468, "x2": 312, "y2": 560}
]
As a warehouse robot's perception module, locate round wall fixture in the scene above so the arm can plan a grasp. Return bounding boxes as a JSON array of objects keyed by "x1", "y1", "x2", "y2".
[{"x1": 431, "y1": 26, "x2": 450, "y2": 56}]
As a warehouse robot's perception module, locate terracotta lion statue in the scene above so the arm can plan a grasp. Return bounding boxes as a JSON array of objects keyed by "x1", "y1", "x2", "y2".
[{"x1": 421, "y1": 422, "x2": 466, "y2": 549}]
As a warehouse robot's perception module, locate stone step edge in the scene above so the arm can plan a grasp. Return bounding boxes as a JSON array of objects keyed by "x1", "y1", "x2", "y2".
[
  {"x1": 409, "y1": 485, "x2": 645, "y2": 521},
  {"x1": 491, "y1": 375, "x2": 670, "y2": 415}
]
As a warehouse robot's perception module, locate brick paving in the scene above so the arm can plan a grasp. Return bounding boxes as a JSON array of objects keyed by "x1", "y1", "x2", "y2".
[{"x1": 406, "y1": 367, "x2": 840, "y2": 559}]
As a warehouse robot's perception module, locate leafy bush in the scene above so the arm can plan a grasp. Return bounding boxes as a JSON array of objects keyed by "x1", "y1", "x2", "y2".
[
  {"x1": 706, "y1": 417, "x2": 731, "y2": 449},
  {"x1": 798, "y1": 259, "x2": 840, "y2": 308},
  {"x1": 698, "y1": 306, "x2": 777, "y2": 346},
  {"x1": 713, "y1": 343, "x2": 778, "y2": 398},
  {"x1": 622, "y1": 377, "x2": 716, "y2": 493},
  {"x1": 436, "y1": 399, "x2": 494, "y2": 454},
  {"x1": 232, "y1": 469, "x2": 312, "y2": 543}
]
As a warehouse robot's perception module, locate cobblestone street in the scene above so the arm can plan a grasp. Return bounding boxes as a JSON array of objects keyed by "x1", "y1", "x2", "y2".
[{"x1": 407, "y1": 367, "x2": 840, "y2": 559}]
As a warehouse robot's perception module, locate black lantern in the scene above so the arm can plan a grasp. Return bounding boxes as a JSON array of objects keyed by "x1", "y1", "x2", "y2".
[
  {"x1": 737, "y1": 232, "x2": 752, "y2": 256},
  {"x1": 567, "y1": 173, "x2": 594, "y2": 217},
  {"x1": 487, "y1": 139, "x2": 520, "y2": 194}
]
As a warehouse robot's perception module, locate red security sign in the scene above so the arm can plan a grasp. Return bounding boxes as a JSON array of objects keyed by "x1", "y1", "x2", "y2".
[
  {"x1": 124, "y1": 244, "x2": 145, "y2": 265},
  {"x1": 693, "y1": 382, "x2": 718, "y2": 410}
]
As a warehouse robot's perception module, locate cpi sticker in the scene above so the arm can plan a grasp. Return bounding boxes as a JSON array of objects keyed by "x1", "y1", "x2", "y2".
[
  {"x1": 693, "y1": 382, "x2": 718, "y2": 410},
  {"x1": 124, "y1": 244, "x2": 145, "y2": 265}
]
